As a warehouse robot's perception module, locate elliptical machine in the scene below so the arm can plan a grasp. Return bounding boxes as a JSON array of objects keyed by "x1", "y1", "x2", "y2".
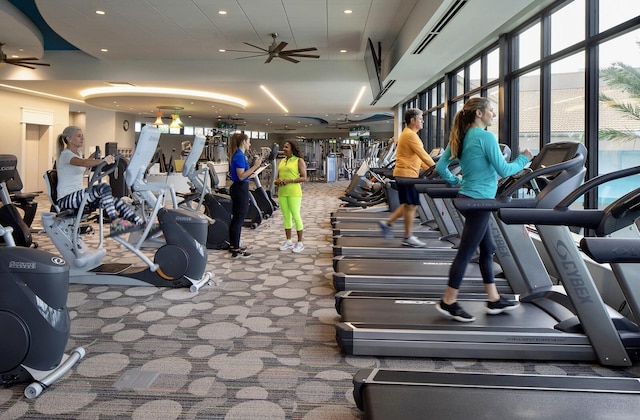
[
  {"x1": 0, "y1": 155, "x2": 36, "y2": 248},
  {"x1": 248, "y1": 144, "x2": 279, "y2": 219},
  {"x1": 41, "y1": 125, "x2": 215, "y2": 293},
  {"x1": 179, "y1": 134, "x2": 231, "y2": 250},
  {"x1": 0, "y1": 224, "x2": 84, "y2": 398}
]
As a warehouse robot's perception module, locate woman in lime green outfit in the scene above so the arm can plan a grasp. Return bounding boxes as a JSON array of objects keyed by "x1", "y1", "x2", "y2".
[{"x1": 275, "y1": 140, "x2": 307, "y2": 253}]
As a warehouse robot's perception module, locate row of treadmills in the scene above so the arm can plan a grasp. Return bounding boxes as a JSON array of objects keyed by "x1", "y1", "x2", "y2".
[{"x1": 330, "y1": 141, "x2": 640, "y2": 418}]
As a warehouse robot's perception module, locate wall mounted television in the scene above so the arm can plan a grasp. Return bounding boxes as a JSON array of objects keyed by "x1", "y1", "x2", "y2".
[{"x1": 364, "y1": 38, "x2": 383, "y2": 101}]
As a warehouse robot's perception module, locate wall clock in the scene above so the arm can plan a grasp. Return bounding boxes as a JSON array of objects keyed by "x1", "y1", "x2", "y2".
[{"x1": 122, "y1": 119, "x2": 130, "y2": 131}]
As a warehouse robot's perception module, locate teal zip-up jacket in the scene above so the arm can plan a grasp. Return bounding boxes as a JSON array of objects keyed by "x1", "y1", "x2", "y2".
[{"x1": 436, "y1": 127, "x2": 530, "y2": 199}]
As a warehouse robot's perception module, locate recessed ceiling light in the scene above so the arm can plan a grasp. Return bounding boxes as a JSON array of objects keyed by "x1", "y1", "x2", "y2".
[
  {"x1": 218, "y1": 10, "x2": 227, "y2": 15},
  {"x1": 96, "y1": 10, "x2": 105, "y2": 15},
  {"x1": 340, "y1": 49, "x2": 347, "y2": 53},
  {"x1": 101, "y1": 48, "x2": 108, "y2": 52},
  {"x1": 219, "y1": 49, "x2": 226, "y2": 52},
  {"x1": 344, "y1": 10, "x2": 353, "y2": 14}
]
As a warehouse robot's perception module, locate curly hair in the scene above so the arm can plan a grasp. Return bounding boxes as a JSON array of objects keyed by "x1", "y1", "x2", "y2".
[{"x1": 284, "y1": 140, "x2": 303, "y2": 158}]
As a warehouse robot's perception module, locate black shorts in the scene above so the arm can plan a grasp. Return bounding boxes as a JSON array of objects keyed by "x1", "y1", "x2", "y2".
[{"x1": 396, "y1": 180, "x2": 421, "y2": 205}]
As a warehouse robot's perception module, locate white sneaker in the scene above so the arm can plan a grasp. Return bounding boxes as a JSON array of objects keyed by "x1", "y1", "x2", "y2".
[
  {"x1": 279, "y1": 241, "x2": 294, "y2": 251},
  {"x1": 292, "y1": 242, "x2": 305, "y2": 253},
  {"x1": 401, "y1": 235, "x2": 426, "y2": 248}
]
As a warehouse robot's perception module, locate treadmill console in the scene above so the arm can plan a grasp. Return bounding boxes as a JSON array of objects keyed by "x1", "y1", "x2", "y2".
[
  {"x1": 497, "y1": 142, "x2": 582, "y2": 195},
  {"x1": 529, "y1": 142, "x2": 581, "y2": 174}
]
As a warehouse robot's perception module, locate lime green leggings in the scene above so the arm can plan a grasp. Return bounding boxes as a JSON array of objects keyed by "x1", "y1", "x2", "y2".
[{"x1": 279, "y1": 196, "x2": 304, "y2": 231}]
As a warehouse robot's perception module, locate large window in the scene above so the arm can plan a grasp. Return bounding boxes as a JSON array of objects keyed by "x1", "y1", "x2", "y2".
[
  {"x1": 404, "y1": 0, "x2": 640, "y2": 214},
  {"x1": 597, "y1": 28, "x2": 640, "y2": 207}
]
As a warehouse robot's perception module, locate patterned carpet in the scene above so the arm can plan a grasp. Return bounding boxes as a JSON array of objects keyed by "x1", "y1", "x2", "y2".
[{"x1": 1, "y1": 180, "x2": 639, "y2": 419}]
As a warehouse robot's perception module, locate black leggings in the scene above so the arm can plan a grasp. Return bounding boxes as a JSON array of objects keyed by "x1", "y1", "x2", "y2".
[
  {"x1": 447, "y1": 197, "x2": 496, "y2": 290},
  {"x1": 229, "y1": 181, "x2": 249, "y2": 249}
]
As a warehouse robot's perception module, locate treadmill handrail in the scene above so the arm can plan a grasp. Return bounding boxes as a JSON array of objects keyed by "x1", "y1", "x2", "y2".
[
  {"x1": 499, "y1": 165, "x2": 640, "y2": 230},
  {"x1": 418, "y1": 186, "x2": 459, "y2": 198},
  {"x1": 581, "y1": 237, "x2": 640, "y2": 264},
  {"x1": 554, "y1": 165, "x2": 640, "y2": 210},
  {"x1": 498, "y1": 152, "x2": 586, "y2": 199}
]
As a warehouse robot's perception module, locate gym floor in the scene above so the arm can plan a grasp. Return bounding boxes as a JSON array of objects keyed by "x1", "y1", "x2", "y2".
[{"x1": 2, "y1": 181, "x2": 638, "y2": 419}]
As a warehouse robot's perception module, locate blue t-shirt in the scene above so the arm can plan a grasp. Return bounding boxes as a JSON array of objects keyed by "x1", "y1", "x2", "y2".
[
  {"x1": 436, "y1": 127, "x2": 530, "y2": 199},
  {"x1": 230, "y1": 149, "x2": 249, "y2": 183}
]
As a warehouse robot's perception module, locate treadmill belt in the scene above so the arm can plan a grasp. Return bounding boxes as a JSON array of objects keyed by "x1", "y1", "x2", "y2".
[{"x1": 356, "y1": 369, "x2": 640, "y2": 420}]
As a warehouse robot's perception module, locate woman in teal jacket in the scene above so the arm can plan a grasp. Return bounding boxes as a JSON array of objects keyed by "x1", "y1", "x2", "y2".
[
  {"x1": 435, "y1": 97, "x2": 533, "y2": 322},
  {"x1": 276, "y1": 140, "x2": 307, "y2": 253}
]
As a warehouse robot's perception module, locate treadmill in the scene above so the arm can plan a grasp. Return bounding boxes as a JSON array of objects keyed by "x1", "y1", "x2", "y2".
[
  {"x1": 332, "y1": 142, "x2": 586, "y2": 294},
  {"x1": 352, "y1": 369, "x2": 640, "y2": 420},
  {"x1": 331, "y1": 148, "x2": 443, "y2": 223},
  {"x1": 336, "y1": 144, "x2": 640, "y2": 367},
  {"x1": 350, "y1": 168, "x2": 640, "y2": 419}
]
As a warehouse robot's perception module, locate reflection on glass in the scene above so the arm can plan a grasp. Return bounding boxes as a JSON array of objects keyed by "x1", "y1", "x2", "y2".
[
  {"x1": 469, "y1": 59, "x2": 481, "y2": 90},
  {"x1": 487, "y1": 48, "x2": 499, "y2": 82},
  {"x1": 551, "y1": 0, "x2": 585, "y2": 54},
  {"x1": 599, "y1": 0, "x2": 640, "y2": 32},
  {"x1": 518, "y1": 71, "x2": 540, "y2": 154},
  {"x1": 550, "y1": 52, "x2": 585, "y2": 145},
  {"x1": 597, "y1": 29, "x2": 640, "y2": 208},
  {"x1": 487, "y1": 85, "x2": 500, "y2": 138},
  {"x1": 454, "y1": 69, "x2": 465, "y2": 97},
  {"x1": 518, "y1": 22, "x2": 540, "y2": 68}
]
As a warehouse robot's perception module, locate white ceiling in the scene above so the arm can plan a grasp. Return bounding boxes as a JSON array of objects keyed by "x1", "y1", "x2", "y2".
[{"x1": 0, "y1": 0, "x2": 554, "y2": 134}]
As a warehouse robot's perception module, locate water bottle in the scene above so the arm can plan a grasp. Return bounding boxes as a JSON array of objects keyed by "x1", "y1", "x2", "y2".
[{"x1": 95, "y1": 145, "x2": 101, "y2": 159}]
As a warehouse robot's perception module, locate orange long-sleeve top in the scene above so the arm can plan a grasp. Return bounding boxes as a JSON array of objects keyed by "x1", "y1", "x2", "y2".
[{"x1": 392, "y1": 127, "x2": 436, "y2": 178}]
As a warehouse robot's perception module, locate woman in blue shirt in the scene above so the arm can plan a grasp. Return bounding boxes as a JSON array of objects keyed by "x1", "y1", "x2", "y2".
[
  {"x1": 435, "y1": 98, "x2": 533, "y2": 322},
  {"x1": 228, "y1": 133, "x2": 263, "y2": 258}
]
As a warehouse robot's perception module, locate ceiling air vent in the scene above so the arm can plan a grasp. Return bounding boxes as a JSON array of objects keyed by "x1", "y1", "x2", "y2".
[{"x1": 413, "y1": 0, "x2": 467, "y2": 54}]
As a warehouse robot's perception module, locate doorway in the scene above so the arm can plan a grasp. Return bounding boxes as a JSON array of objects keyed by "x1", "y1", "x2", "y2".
[{"x1": 24, "y1": 123, "x2": 51, "y2": 193}]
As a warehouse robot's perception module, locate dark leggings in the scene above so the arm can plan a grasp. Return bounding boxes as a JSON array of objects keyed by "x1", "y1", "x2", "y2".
[
  {"x1": 447, "y1": 197, "x2": 496, "y2": 290},
  {"x1": 229, "y1": 181, "x2": 249, "y2": 249}
]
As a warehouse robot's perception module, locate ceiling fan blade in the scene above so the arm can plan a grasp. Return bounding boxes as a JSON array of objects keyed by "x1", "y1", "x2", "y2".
[
  {"x1": 283, "y1": 53, "x2": 320, "y2": 59},
  {"x1": 273, "y1": 41, "x2": 288, "y2": 53},
  {"x1": 265, "y1": 55, "x2": 275, "y2": 64},
  {"x1": 281, "y1": 47, "x2": 318, "y2": 54},
  {"x1": 225, "y1": 48, "x2": 268, "y2": 54},
  {"x1": 279, "y1": 55, "x2": 299, "y2": 63},
  {"x1": 8, "y1": 62, "x2": 36, "y2": 69},
  {"x1": 17, "y1": 61, "x2": 50, "y2": 66},
  {"x1": 243, "y1": 42, "x2": 269, "y2": 52},
  {"x1": 235, "y1": 53, "x2": 270, "y2": 60}
]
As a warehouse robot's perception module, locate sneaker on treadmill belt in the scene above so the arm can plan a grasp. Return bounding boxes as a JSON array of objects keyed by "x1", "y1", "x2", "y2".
[
  {"x1": 486, "y1": 295, "x2": 521, "y2": 315},
  {"x1": 378, "y1": 221, "x2": 392, "y2": 240},
  {"x1": 436, "y1": 300, "x2": 476, "y2": 322},
  {"x1": 401, "y1": 235, "x2": 426, "y2": 248}
]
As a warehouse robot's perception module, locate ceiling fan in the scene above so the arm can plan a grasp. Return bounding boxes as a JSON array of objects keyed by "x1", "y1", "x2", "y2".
[
  {"x1": 227, "y1": 33, "x2": 319, "y2": 64},
  {"x1": 0, "y1": 43, "x2": 50, "y2": 69}
]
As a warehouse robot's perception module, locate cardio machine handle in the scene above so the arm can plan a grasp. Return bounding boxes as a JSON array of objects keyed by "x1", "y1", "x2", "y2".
[
  {"x1": 498, "y1": 152, "x2": 586, "y2": 199},
  {"x1": 553, "y1": 165, "x2": 640, "y2": 211},
  {"x1": 88, "y1": 154, "x2": 122, "y2": 186}
]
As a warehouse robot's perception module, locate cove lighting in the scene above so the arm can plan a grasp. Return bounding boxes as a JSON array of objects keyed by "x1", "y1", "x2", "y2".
[
  {"x1": 350, "y1": 86, "x2": 367, "y2": 114},
  {"x1": 0, "y1": 84, "x2": 85, "y2": 103},
  {"x1": 81, "y1": 86, "x2": 248, "y2": 109},
  {"x1": 260, "y1": 85, "x2": 288, "y2": 113}
]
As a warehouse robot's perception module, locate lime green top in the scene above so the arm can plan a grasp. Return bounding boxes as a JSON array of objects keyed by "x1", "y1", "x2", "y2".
[{"x1": 278, "y1": 155, "x2": 302, "y2": 197}]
